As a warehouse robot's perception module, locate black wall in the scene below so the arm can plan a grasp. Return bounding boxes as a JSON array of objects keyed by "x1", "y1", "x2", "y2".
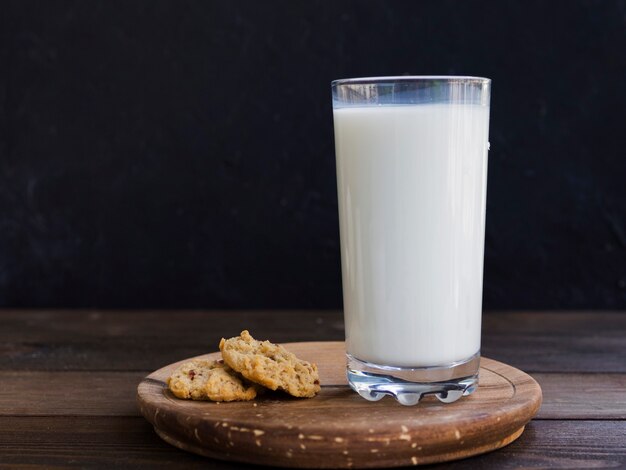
[{"x1": 1, "y1": 0, "x2": 625, "y2": 309}]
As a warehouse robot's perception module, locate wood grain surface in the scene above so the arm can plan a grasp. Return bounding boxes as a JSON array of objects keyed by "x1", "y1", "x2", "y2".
[
  {"x1": 0, "y1": 371, "x2": 623, "y2": 420},
  {"x1": 2, "y1": 311, "x2": 625, "y2": 372},
  {"x1": 137, "y1": 342, "x2": 542, "y2": 468},
  {"x1": 2, "y1": 310, "x2": 626, "y2": 469},
  {"x1": 1, "y1": 418, "x2": 624, "y2": 469}
]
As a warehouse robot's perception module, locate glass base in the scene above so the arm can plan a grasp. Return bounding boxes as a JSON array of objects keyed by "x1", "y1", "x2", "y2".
[{"x1": 347, "y1": 352, "x2": 480, "y2": 406}]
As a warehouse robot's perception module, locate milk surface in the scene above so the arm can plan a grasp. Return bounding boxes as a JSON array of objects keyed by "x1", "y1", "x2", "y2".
[{"x1": 334, "y1": 104, "x2": 489, "y2": 367}]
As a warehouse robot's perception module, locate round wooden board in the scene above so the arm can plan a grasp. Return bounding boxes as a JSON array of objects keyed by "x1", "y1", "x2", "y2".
[{"x1": 137, "y1": 342, "x2": 542, "y2": 468}]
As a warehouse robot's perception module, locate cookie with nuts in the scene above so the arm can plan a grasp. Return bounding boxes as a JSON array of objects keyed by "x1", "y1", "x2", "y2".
[
  {"x1": 219, "y1": 330, "x2": 321, "y2": 398},
  {"x1": 167, "y1": 359, "x2": 258, "y2": 402}
]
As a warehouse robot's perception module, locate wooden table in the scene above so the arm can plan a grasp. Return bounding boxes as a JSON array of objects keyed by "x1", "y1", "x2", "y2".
[{"x1": 1, "y1": 310, "x2": 625, "y2": 468}]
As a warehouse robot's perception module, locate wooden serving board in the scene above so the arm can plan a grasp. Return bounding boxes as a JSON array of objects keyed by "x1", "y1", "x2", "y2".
[{"x1": 137, "y1": 342, "x2": 542, "y2": 468}]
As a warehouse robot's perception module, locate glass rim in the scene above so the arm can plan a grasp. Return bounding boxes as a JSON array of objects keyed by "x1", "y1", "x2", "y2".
[{"x1": 332, "y1": 75, "x2": 491, "y2": 86}]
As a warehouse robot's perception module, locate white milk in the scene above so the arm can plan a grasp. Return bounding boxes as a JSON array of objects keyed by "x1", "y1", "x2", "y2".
[{"x1": 334, "y1": 104, "x2": 489, "y2": 367}]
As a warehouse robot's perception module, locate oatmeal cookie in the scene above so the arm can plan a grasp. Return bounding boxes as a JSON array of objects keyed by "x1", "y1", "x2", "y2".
[
  {"x1": 167, "y1": 359, "x2": 258, "y2": 402},
  {"x1": 219, "y1": 330, "x2": 320, "y2": 398}
]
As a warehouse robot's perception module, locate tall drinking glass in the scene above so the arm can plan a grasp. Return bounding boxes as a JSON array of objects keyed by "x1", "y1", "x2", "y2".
[{"x1": 332, "y1": 77, "x2": 491, "y2": 405}]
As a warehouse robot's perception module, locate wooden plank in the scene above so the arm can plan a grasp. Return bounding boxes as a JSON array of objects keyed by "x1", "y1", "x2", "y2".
[
  {"x1": 0, "y1": 371, "x2": 145, "y2": 417},
  {"x1": 0, "y1": 418, "x2": 624, "y2": 469},
  {"x1": 0, "y1": 310, "x2": 345, "y2": 344},
  {"x1": 0, "y1": 417, "x2": 212, "y2": 469},
  {"x1": 0, "y1": 310, "x2": 345, "y2": 371},
  {"x1": 2, "y1": 370, "x2": 625, "y2": 420},
  {"x1": 1, "y1": 311, "x2": 623, "y2": 469},
  {"x1": 0, "y1": 310, "x2": 625, "y2": 372},
  {"x1": 534, "y1": 373, "x2": 626, "y2": 419},
  {"x1": 481, "y1": 312, "x2": 626, "y2": 373},
  {"x1": 437, "y1": 420, "x2": 626, "y2": 469}
]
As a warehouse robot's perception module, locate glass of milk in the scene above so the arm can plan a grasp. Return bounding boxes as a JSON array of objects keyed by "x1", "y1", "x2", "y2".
[{"x1": 332, "y1": 76, "x2": 491, "y2": 405}]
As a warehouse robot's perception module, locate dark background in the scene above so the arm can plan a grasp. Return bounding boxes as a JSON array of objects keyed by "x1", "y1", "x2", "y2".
[{"x1": 1, "y1": 0, "x2": 625, "y2": 309}]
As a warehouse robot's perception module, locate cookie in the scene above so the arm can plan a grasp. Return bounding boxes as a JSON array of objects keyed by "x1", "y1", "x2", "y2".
[
  {"x1": 219, "y1": 330, "x2": 320, "y2": 398},
  {"x1": 167, "y1": 359, "x2": 258, "y2": 402}
]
